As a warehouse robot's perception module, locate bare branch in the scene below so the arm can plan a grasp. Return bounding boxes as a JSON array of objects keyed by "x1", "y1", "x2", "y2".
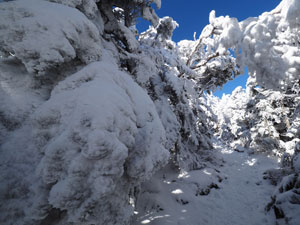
[
  {"x1": 190, "y1": 52, "x2": 220, "y2": 70},
  {"x1": 178, "y1": 25, "x2": 216, "y2": 78},
  {"x1": 186, "y1": 25, "x2": 215, "y2": 67}
]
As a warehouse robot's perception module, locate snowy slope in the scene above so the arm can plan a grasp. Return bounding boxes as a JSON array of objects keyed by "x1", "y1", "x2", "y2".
[{"x1": 133, "y1": 142, "x2": 279, "y2": 225}]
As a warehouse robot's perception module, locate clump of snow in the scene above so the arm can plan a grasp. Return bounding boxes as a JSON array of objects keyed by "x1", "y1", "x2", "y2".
[
  {"x1": 275, "y1": 0, "x2": 300, "y2": 28},
  {"x1": 49, "y1": 0, "x2": 100, "y2": 19},
  {"x1": 239, "y1": 11, "x2": 299, "y2": 91},
  {"x1": 176, "y1": 19, "x2": 239, "y2": 92},
  {"x1": 210, "y1": 13, "x2": 242, "y2": 54},
  {"x1": 264, "y1": 141, "x2": 300, "y2": 225},
  {"x1": 0, "y1": 57, "x2": 47, "y2": 144},
  {"x1": 0, "y1": 0, "x2": 102, "y2": 75},
  {"x1": 156, "y1": 17, "x2": 178, "y2": 41},
  {"x1": 0, "y1": 58, "x2": 169, "y2": 225},
  {"x1": 152, "y1": 0, "x2": 161, "y2": 9},
  {"x1": 267, "y1": 172, "x2": 300, "y2": 225},
  {"x1": 209, "y1": 10, "x2": 216, "y2": 25},
  {"x1": 209, "y1": 1, "x2": 300, "y2": 91}
]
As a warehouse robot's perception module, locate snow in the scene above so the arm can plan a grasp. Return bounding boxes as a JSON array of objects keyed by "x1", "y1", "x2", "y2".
[
  {"x1": 0, "y1": 0, "x2": 299, "y2": 224},
  {"x1": 152, "y1": 0, "x2": 161, "y2": 9},
  {"x1": 0, "y1": 0, "x2": 102, "y2": 75},
  {"x1": 49, "y1": 0, "x2": 100, "y2": 19},
  {"x1": 133, "y1": 142, "x2": 278, "y2": 225},
  {"x1": 271, "y1": 172, "x2": 300, "y2": 225},
  {"x1": 209, "y1": 10, "x2": 216, "y2": 25},
  {"x1": 206, "y1": 0, "x2": 300, "y2": 91},
  {"x1": 0, "y1": 55, "x2": 169, "y2": 225},
  {"x1": 274, "y1": 0, "x2": 300, "y2": 28},
  {"x1": 0, "y1": 57, "x2": 47, "y2": 144}
]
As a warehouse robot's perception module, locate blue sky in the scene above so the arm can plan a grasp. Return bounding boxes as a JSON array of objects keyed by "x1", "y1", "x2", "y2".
[{"x1": 137, "y1": 0, "x2": 280, "y2": 97}]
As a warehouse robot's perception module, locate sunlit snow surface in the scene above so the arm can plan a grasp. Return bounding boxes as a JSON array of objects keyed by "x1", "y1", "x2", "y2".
[{"x1": 133, "y1": 142, "x2": 279, "y2": 225}]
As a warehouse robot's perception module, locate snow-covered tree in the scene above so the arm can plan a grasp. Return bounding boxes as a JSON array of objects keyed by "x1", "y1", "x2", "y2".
[
  {"x1": 0, "y1": 1, "x2": 169, "y2": 224},
  {"x1": 206, "y1": 86, "x2": 249, "y2": 146},
  {"x1": 208, "y1": 0, "x2": 300, "y2": 91},
  {"x1": 0, "y1": 0, "x2": 230, "y2": 224},
  {"x1": 177, "y1": 11, "x2": 240, "y2": 92},
  {"x1": 207, "y1": 0, "x2": 300, "y2": 157}
]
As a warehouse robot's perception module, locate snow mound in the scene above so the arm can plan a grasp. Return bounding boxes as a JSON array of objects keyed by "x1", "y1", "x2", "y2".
[
  {"x1": 0, "y1": 60, "x2": 169, "y2": 225},
  {"x1": 0, "y1": 0, "x2": 102, "y2": 75}
]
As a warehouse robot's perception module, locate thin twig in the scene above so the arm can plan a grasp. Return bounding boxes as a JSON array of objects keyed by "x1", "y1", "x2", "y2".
[
  {"x1": 178, "y1": 26, "x2": 216, "y2": 78},
  {"x1": 186, "y1": 26, "x2": 215, "y2": 67},
  {"x1": 190, "y1": 52, "x2": 220, "y2": 70}
]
